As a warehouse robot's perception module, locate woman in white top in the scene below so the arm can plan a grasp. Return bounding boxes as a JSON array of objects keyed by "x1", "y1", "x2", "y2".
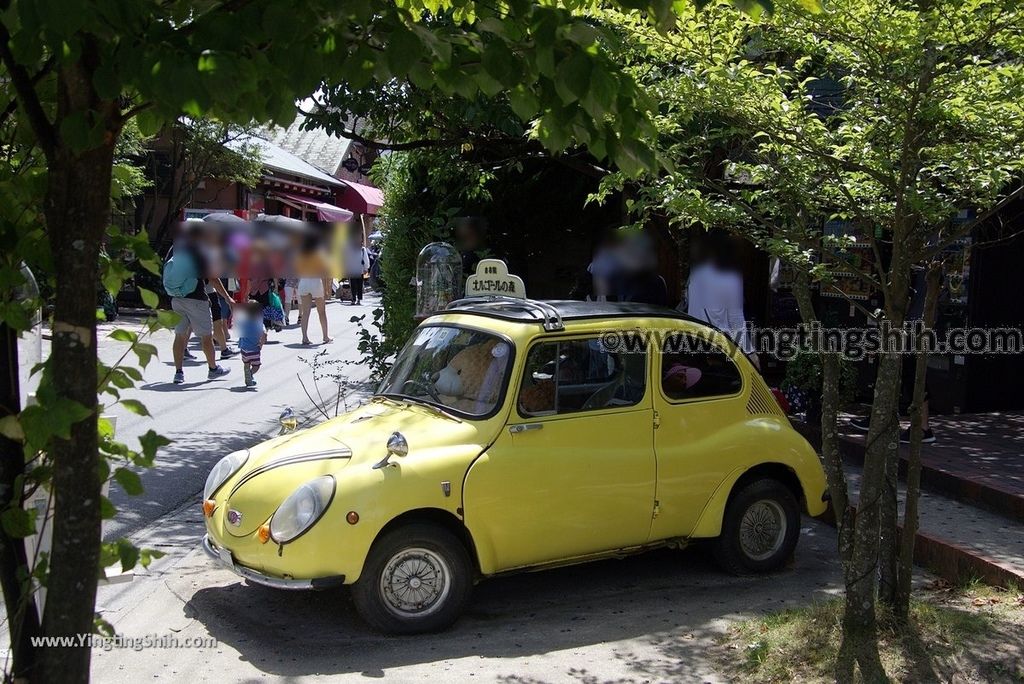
[{"x1": 683, "y1": 232, "x2": 759, "y2": 370}]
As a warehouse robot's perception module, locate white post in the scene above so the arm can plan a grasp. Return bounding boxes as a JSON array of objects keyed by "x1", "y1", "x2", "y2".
[{"x1": 24, "y1": 408, "x2": 132, "y2": 616}]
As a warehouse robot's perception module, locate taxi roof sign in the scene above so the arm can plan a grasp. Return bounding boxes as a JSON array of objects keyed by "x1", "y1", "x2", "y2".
[{"x1": 465, "y1": 259, "x2": 526, "y2": 299}]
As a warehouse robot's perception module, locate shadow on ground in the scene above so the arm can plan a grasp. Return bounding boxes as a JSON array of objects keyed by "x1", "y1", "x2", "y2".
[{"x1": 181, "y1": 522, "x2": 841, "y2": 681}]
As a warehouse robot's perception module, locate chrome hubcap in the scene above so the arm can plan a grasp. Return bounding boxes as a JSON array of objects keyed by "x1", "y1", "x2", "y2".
[
  {"x1": 739, "y1": 499, "x2": 787, "y2": 562},
  {"x1": 380, "y1": 547, "x2": 451, "y2": 618}
]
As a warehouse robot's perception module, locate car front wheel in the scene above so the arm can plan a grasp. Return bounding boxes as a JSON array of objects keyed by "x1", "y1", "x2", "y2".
[
  {"x1": 713, "y1": 478, "x2": 800, "y2": 575},
  {"x1": 351, "y1": 523, "x2": 473, "y2": 634}
]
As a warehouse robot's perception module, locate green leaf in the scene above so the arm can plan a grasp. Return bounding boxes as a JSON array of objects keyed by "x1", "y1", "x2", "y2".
[
  {"x1": 133, "y1": 341, "x2": 158, "y2": 369},
  {"x1": 386, "y1": 26, "x2": 422, "y2": 76},
  {"x1": 138, "y1": 287, "x2": 159, "y2": 308},
  {"x1": 109, "y1": 329, "x2": 138, "y2": 343},
  {"x1": 114, "y1": 468, "x2": 144, "y2": 496},
  {"x1": 509, "y1": 86, "x2": 540, "y2": 121},
  {"x1": 139, "y1": 548, "x2": 166, "y2": 568},
  {"x1": 482, "y1": 41, "x2": 518, "y2": 86},
  {"x1": 134, "y1": 110, "x2": 163, "y2": 137},
  {"x1": 100, "y1": 496, "x2": 117, "y2": 520},
  {"x1": 138, "y1": 430, "x2": 170, "y2": 466},
  {"x1": 121, "y1": 399, "x2": 150, "y2": 416},
  {"x1": 1, "y1": 507, "x2": 36, "y2": 538},
  {"x1": 154, "y1": 310, "x2": 180, "y2": 330},
  {"x1": 116, "y1": 539, "x2": 140, "y2": 572},
  {"x1": 20, "y1": 399, "x2": 92, "y2": 447},
  {"x1": 554, "y1": 52, "x2": 592, "y2": 104},
  {"x1": 121, "y1": 366, "x2": 143, "y2": 382}
]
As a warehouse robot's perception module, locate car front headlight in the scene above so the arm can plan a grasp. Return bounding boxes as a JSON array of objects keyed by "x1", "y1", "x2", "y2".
[
  {"x1": 269, "y1": 475, "x2": 335, "y2": 543},
  {"x1": 204, "y1": 450, "x2": 249, "y2": 500}
]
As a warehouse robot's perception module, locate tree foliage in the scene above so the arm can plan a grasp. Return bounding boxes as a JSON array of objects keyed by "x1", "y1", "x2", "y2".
[
  {"x1": 599, "y1": 1, "x2": 1024, "y2": 679},
  {"x1": 143, "y1": 118, "x2": 264, "y2": 249}
]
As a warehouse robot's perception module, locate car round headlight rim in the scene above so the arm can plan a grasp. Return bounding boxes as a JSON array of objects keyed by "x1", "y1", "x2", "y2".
[
  {"x1": 203, "y1": 450, "x2": 249, "y2": 501},
  {"x1": 269, "y1": 475, "x2": 336, "y2": 544}
]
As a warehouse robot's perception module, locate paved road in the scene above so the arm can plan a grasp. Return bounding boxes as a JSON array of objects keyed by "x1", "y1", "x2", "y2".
[{"x1": 92, "y1": 295, "x2": 376, "y2": 540}]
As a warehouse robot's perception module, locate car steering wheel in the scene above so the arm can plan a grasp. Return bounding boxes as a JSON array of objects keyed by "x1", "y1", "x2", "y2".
[{"x1": 402, "y1": 379, "x2": 441, "y2": 402}]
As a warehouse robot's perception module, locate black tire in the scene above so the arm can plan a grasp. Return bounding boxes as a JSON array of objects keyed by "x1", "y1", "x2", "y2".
[
  {"x1": 713, "y1": 478, "x2": 800, "y2": 575},
  {"x1": 351, "y1": 523, "x2": 473, "y2": 634}
]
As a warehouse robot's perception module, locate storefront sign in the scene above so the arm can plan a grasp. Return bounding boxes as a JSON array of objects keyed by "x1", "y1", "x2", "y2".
[{"x1": 465, "y1": 259, "x2": 526, "y2": 299}]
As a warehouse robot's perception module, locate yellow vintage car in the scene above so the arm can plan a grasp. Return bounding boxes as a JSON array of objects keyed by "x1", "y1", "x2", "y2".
[{"x1": 202, "y1": 298, "x2": 828, "y2": 634}]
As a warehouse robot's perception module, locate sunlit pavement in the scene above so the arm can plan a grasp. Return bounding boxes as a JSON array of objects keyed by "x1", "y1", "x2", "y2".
[{"x1": 94, "y1": 295, "x2": 377, "y2": 541}]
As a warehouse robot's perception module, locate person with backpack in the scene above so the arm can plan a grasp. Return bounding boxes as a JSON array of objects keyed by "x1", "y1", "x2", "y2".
[{"x1": 163, "y1": 222, "x2": 233, "y2": 384}]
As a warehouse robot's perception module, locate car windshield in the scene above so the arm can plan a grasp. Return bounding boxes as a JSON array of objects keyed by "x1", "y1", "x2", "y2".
[{"x1": 377, "y1": 326, "x2": 512, "y2": 418}]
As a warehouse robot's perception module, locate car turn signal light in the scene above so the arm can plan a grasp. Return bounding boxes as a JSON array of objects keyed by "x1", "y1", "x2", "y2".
[
  {"x1": 257, "y1": 524, "x2": 271, "y2": 544},
  {"x1": 202, "y1": 500, "x2": 216, "y2": 517}
]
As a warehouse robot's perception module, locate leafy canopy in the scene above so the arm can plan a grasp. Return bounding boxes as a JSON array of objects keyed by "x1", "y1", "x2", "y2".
[
  {"x1": 2, "y1": 0, "x2": 814, "y2": 175},
  {"x1": 598, "y1": 0, "x2": 1024, "y2": 279}
]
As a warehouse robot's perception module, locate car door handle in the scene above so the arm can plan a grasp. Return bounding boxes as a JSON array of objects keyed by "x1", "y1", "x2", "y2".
[{"x1": 508, "y1": 423, "x2": 543, "y2": 434}]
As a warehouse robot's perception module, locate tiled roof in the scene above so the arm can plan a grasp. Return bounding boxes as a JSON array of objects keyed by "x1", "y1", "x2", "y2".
[
  {"x1": 258, "y1": 112, "x2": 352, "y2": 178},
  {"x1": 224, "y1": 133, "x2": 343, "y2": 188}
]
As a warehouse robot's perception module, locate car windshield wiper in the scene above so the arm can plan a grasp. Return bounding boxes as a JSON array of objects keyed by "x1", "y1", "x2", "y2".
[{"x1": 379, "y1": 393, "x2": 463, "y2": 423}]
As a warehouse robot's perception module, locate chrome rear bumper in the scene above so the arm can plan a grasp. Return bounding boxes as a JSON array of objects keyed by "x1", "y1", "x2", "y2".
[{"x1": 201, "y1": 534, "x2": 344, "y2": 590}]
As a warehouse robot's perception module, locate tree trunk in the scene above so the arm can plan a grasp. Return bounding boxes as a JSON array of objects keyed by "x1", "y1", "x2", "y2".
[
  {"x1": 894, "y1": 262, "x2": 942, "y2": 619},
  {"x1": 834, "y1": 348, "x2": 900, "y2": 683},
  {"x1": 33, "y1": 55, "x2": 120, "y2": 684},
  {"x1": 0, "y1": 324, "x2": 41, "y2": 680},
  {"x1": 878, "y1": 376, "x2": 902, "y2": 608},
  {"x1": 792, "y1": 275, "x2": 851, "y2": 521}
]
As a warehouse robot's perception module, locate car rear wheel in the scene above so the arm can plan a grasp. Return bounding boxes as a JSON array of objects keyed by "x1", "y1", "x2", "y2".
[
  {"x1": 713, "y1": 478, "x2": 800, "y2": 575},
  {"x1": 351, "y1": 523, "x2": 473, "y2": 634}
]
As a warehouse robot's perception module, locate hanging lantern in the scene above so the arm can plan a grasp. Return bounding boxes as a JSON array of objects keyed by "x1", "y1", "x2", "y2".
[{"x1": 415, "y1": 242, "x2": 462, "y2": 319}]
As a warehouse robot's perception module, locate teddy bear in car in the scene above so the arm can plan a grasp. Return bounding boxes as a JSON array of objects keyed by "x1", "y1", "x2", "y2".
[{"x1": 433, "y1": 339, "x2": 509, "y2": 413}]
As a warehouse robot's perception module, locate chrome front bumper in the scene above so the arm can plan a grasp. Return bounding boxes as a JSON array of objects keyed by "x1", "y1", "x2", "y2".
[{"x1": 201, "y1": 534, "x2": 344, "y2": 590}]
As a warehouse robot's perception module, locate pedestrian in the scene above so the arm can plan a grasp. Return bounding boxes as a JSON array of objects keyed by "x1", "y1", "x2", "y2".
[
  {"x1": 342, "y1": 229, "x2": 370, "y2": 305},
  {"x1": 282, "y1": 277, "x2": 299, "y2": 324},
  {"x1": 245, "y1": 241, "x2": 277, "y2": 331},
  {"x1": 238, "y1": 300, "x2": 266, "y2": 388},
  {"x1": 207, "y1": 279, "x2": 235, "y2": 359},
  {"x1": 163, "y1": 223, "x2": 232, "y2": 384},
  {"x1": 296, "y1": 233, "x2": 332, "y2": 345},
  {"x1": 682, "y1": 230, "x2": 759, "y2": 371}
]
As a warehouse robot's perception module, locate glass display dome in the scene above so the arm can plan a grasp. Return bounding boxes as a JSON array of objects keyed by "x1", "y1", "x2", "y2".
[
  {"x1": 16, "y1": 263, "x2": 42, "y2": 406},
  {"x1": 415, "y1": 242, "x2": 463, "y2": 319}
]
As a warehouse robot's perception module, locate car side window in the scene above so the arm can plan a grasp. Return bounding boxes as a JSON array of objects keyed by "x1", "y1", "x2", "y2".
[
  {"x1": 661, "y1": 333, "x2": 742, "y2": 401},
  {"x1": 518, "y1": 337, "x2": 647, "y2": 416}
]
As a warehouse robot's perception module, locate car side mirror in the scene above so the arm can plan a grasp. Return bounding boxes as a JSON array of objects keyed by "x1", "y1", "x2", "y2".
[
  {"x1": 279, "y1": 408, "x2": 298, "y2": 434},
  {"x1": 373, "y1": 431, "x2": 408, "y2": 469}
]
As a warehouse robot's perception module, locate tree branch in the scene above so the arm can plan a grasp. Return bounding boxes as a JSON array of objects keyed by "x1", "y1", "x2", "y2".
[
  {"x1": 0, "y1": 56, "x2": 54, "y2": 129},
  {"x1": 0, "y1": 21, "x2": 57, "y2": 158}
]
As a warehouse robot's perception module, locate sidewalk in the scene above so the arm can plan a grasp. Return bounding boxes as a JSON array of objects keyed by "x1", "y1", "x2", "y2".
[
  {"x1": 840, "y1": 411, "x2": 1024, "y2": 523},
  {"x1": 796, "y1": 410, "x2": 1024, "y2": 587}
]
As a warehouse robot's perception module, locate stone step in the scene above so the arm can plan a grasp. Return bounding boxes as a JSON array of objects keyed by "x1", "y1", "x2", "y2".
[{"x1": 843, "y1": 465, "x2": 1024, "y2": 588}]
